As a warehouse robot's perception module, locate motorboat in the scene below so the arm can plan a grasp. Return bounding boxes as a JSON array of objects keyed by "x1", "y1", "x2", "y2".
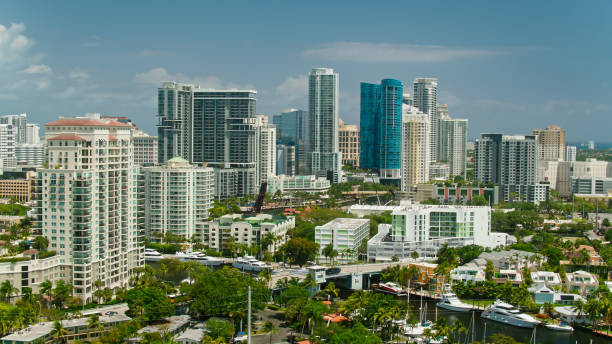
[
  {"x1": 402, "y1": 320, "x2": 433, "y2": 336},
  {"x1": 232, "y1": 256, "x2": 271, "y2": 272},
  {"x1": 144, "y1": 248, "x2": 163, "y2": 262},
  {"x1": 175, "y1": 251, "x2": 224, "y2": 267},
  {"x1": 544, "y1": 322, "x2": 573, "y2": 332},
  {"x1": 376, "y1": 282, "x2": 407, "y2": 296},
  {"x1": 436, "y1": 290, "x2": 474, "y2": 312},
  {"x1": 481, "y1": 300, "x2": 540, "y2": 328}
]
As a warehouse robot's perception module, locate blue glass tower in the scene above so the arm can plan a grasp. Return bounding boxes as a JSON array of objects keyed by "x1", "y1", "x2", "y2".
[{"x1": 359, "y1": 79, "x2": 403, "y2": 184}]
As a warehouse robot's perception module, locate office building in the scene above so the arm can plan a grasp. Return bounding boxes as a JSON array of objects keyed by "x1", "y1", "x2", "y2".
[
  {"x1": 273, "y1": 109, "x2": 308, "y2": 174},
  {"x1": 411, "y1": 183, "x2": 500, "y2": 205},
  {"x1": 200, "y1": 214, "x2": 294, "y2": 253},
  {"x1": 276, "y1": 144, "x2": 296, "y2": 176},
  {"x1": 267, "y1": 174, "x2": 331, "y2": 194},
  {"x1": 0, "y1": 113, "x2": 26, "y2": 144},
  {"x1": 15, "y1": 143, "x2": 44, "y2": 166},
  {"x1": 133, "y1": 130, "x2": 158, "y2": 166},
  {"x1": 367, "y1": 202, "x2": 508, "y2": 261},
  {"x1": 0, "y1": 124, "x2": 16, "y2": 169},
  {"x1": 571, "y1": 177, "x2": 612, "y2": 196},
  {"x1": 255, "y1": 115, "x2": 276, "y2": 183},
  {"x1": 315, "y1": 218, "x2": 369, "y2": 263},
  {"x1": 533, "y1": 125, "x2": 565, "y2": 161},
  {"x1": 429, "y1": 162, "x2": 450, "y2": 181},
  {"x1": 338, "y1": 119, "x2": 360, "y2": 168},
  {"x1": 412, "y1": 78, "x2": 438, "y2": 162},
  {"x1": 157, "y1": 82, "x2": 259, "y2": 197},
  {"x1": 556, "y1": 159, "x2": 609, "y2": 197},
  {"x1": 566, "y1": 145, "x2": 577, "y2": 162},
  {"x1": 26, "y1": 123, "x2": 40, "y2": 144},
  {"x1": 438, "y1": 117, "x2": 468, "y2": 177},
  {"x1": 308, "y1": 68, "x2": 341, "y2": 183},
  {"x1": 0, "y1": 175, "x2": 34, "y2": 202},
  {"x1": 401, "y1": 105, "x2": 430, "y2": 192},
  {"x1": 474, "y1": 134, "x2": 541, "y2": 202},
  {"x1": 34, "y1": 115, "x2": 142, "y2": 302},
  {"x1": 143, "y1": 157, "x2": 214, "y2": 242},
  {"x1": 360, "y1": 79, "x2": 403, "y2": 183}
]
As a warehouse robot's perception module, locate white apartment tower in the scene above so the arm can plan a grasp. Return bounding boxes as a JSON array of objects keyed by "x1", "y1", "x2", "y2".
[
  {"x1": 401, "y1": 105, "x2": 430, "y2": 192},
  {"x1": 143, "y1": 157, "x2": 214, "y2": 242},
  {"x1": 412, "y1": 78, "x2": 438, "y2": 162},
  {"x1": 0, "y1": 124, "x2": 17, "y2": 169},
  {"x1": 35, "y1": 115, "x2": 142, "y2": 302},
  {"x1": 438, "y1": 117, "x2": 468, "y2": 177},
  {"x1": 308, "y1": 68, "x2": 342, "y2": 183},
  {"x1": 26, "y1": 123, "x2": 41, "y2": 144},
  {"x1": 133, "y1": 130, "x2": 158, "y2": 166},
  {"x1": 0, "y1": 113, "x2": 27, "y2": 144},
  {"x1": 255, "y1": 115, "x2": 276, "y2": 184}
]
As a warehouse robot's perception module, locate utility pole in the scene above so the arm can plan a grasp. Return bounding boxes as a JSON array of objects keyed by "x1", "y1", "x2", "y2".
[{"x1": 248, "y1": 286, "x2": 252, "y2": 344}]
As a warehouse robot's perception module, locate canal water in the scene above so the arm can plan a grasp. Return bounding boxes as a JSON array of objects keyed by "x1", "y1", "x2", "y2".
[{"x1": 403, "y1": 298, "x2": 608, "y2": 344}]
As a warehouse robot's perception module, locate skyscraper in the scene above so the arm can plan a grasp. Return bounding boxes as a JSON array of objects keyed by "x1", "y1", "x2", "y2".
[
  {"x1": 157, "y1": 82, "x2": 259, "y2": 197},
  {"x1": 0, "y1": 124, "x2": 16, "y2": 169},
  {"x1": 272, "y1": 109, "x2": 308, "y2": 175},
  {"x1": 412, "y1": 78, "x2": 438, "y2": 162},
  {"x1": 35, "y1": 115, "x2": 142, "y2": 302},
  {"x1": 360, "y1": 79, "x2": 403, "y2": 184},
  {"x1": 566, "y1": 145, "x2": 577, "y2": 162},
  {"x1": 26, "y1": 123, "x2": 40, "y2": 144},
  {"x1": 401, "y1": 105, "x2": 430, "y2": 192},
  {"x1": 438, "y1": 116, "x2": 468, "y2": 177},
  {"x1": 255, "y1": 115, "x2": 276, "y2": 183},
  {"x1": 308, "y1": 68, "x2": 341, "y2": 183},
  {"x1": 0, "y1": 113, "x2": 27, "y2": 144},
  {"x1": 533, "y1": 125, "x2": 565, "y2": 161},
  {"x1": 474, "y1": 134, "x2": 543, "y2": 202},
  {"x1": 339, "y1": 119, "x2": 360, "y2": 168}
]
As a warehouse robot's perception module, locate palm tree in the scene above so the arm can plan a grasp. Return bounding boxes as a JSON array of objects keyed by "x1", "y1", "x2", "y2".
[
  {"x1": 52, "y1": 320, "x2": 68, "y2": 343},
  {"x1": 262, "y1": 321, "x2": 277, "y2": 344},
  {"x1": 0, "y1": 280, "x2": 19, "y2": 302},
  {"x1": 87, "y1": 314, "x2": 105, "y2": 334},
  {"x1": 573, "y1": 299, "x2": 587, "y2": 323},
  {"x1": 158, "y1": 262, "x2": 169, "y2": 280},
  {"x1": 259, "y1": 268, "x2": 272, "y2": 288},
  {"x1": 93, "y1": 279, "x2": 103, "y2": 304},
  {"x1": 39, "y1": 280, "x2": 53, "y2": 298},
  {"x1": 323, "y1": 282, "x2": 339, "y2": 301},
  {"x1": 586, "y1": 299, "x2": 601, "y2": 329}
]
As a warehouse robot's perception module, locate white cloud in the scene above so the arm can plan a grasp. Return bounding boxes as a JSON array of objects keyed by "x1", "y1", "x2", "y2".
[
  {"x1": 36, "y1": 80, "x2": 50, "y2": 89},
  {"x1": 0, "y1": 23, "x2": 32, "y2": 65},
  {"x1": 69, "y1": 69, "x2": 90, "y2": 81},
  {"x1": 302, "y1": 42, "x2": 504, "y2": 63},
  {"x1": 275, "y1": 75, "x2": 307, "y2": 102},
  {"x1": 22, "y1": 64, "x2": 51, "y2": 74},
  {"x1": 134, "y1": 67, "x2": 250, "y2": 90}
]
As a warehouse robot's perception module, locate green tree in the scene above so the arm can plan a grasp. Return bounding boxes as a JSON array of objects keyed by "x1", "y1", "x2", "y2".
[
  {"x1": 471, "y1": 195, "x2": 488, "y2": 206},
  {"x1": 484, "y1": 260, "x2": 495, "y2": 281},
  {"x1": 322, "y1": 243, "x2": 334, "y2": 264},
  {"x1": 205, "y1": 318, "x2": 234, "y2": 341},
  {"x1": 262, "y1": 321, "x2": 277, "y2": 344},
  {"x1": 87, "y1": 314, "x2": 105, "y2": 334},
  {"x1": 52, "y1": 320, "x2": 68, "y2": 343},
  {"x1": 125, "y1": 286, "x2": 174, "y2": 322},
  {"x1": 282, "y1": 237, "x2": 319, "y2": 267},
  {"x1": 0, "y1": 280, "x2": 19, "y2": 302},
  {"x1": 323, "y1": 282, "x2": 339, "y2": 301},
  {"x1": 32, "y1": 236, "x2": 49, "y2": 251}
]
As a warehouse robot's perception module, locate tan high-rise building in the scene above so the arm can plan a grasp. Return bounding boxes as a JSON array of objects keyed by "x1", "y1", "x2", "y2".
[
  {"x1": 401, "y1": 105, "x2": 430, "y2": 192},
  {"x1": 533, "y1": 125, "x2": 565, "y2": 161},
  {"x1": 338, "y1": 119, "x2": 360, "y2": 168}
]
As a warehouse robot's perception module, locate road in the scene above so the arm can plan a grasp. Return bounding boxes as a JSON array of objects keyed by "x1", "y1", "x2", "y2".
[{"x1": 250, "y1": 309, "x2": 300, "y2": 344}]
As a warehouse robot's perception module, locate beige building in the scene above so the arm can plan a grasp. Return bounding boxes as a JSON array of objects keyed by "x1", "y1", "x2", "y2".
[
  {"x1": 556, "y1": 159, "x2": 609, "y2": 196},
  {"x1": 401, "y1": 105, "x2": 430, "y2": 192},
  {"x1": 338, "y1": 119, "x2": 360, "y2": 167},
  {"x1": 0, "y1": 251, "x2": 67, "y2": 298},
  {"x1": 565, "y1": 270, "x2": 598, "y2": 295},
  {"x1": 0, "y1": 176, "x2": 34, "y2": 202},
  {"x1": 533, "y1": 125, "x2": 565, "y2": 161}
]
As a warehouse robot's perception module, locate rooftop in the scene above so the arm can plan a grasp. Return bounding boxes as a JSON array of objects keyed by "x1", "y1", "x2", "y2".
[
  {"x1": 175, "y1": 328, "x2": 205, "y2": 342},
  {"x1": 317, "y1": 218, "x2": 370, "y2": 229},
  {"x1": 46, "y1": 118, "x2": 132, "y2": 127},
  {"x1": 47, "y1": 133, "x2": 88, "y2": 141}
]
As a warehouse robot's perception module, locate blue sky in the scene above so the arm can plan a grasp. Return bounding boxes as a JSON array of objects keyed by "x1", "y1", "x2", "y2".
[{"x1": 1, "y1": 1, "x2": 611, "y2": 142}]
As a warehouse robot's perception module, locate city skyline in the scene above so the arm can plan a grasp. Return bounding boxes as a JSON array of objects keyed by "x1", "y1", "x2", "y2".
[{"x1": 1, "y1": 1, "x2": 611, "y2": 141}]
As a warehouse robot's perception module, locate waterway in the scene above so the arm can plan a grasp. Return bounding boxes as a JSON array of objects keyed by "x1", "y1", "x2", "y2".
[{"x1": 402, "y1": 297, "x2": 609, "y2": 344}]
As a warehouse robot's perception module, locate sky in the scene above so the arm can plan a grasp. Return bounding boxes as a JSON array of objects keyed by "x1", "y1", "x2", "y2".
[{"x1": 0, "y1": 1, "x2": 611, "y2": 142}]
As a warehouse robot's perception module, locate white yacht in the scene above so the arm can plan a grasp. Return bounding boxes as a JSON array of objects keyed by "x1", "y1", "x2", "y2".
[
  {"x1": 545, "y1": 322, "x2": 573, "y2": 332},
  {"x1": 481, "y1": 300, "x2": 540, "y2": 328},
  {"x1": 436, "y1": 290, "x2": 474, "y2": 312},
  {"x1": 232, "y1": 256, "x2": 270, "y2": 272},
  {"x1": 175, "y1": 251, "x2": 224, "y2": 267},
  {"x1": 376, "y1": 282, "x2": 407, "y2": 296},
  {"x1": 144, "y1": 248, "x2": 163, "y2": 262}
]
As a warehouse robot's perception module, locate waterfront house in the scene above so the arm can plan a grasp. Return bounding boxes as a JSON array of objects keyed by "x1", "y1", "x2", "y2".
[{"x1": 565, "y1": 270, "x2": 599, "y2": 295}]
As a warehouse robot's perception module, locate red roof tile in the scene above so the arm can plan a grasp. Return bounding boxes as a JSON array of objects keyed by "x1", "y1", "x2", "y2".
[
  {"x1": 48, "y1": 133, "x2": 87, "y2": 141},
  {"x1": 46, "y1": 118, "x2": 132, "y2": 128}
]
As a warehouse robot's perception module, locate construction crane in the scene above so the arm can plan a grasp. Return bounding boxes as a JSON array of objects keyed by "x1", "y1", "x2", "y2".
[{"x1": 252, "y1": 181, "x2": 267, "y2": 214}]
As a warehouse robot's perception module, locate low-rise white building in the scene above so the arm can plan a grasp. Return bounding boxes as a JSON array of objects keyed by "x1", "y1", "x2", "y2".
[
  {"x1": 530, "y1": 271, "x2": 562, "y2": 288},
  {"x1": 450, "y1": 266, "x2": 486, "y2": 283},
  {"x1": 200, "y1": 214, "x2": 294, "y2": 253},
  {"x1": 565, "y1": 270, "x2": 598, "y2": 295},
  {"x1": 315, "y1": 218, "x2": 369, "y2": 263},
  {"x1": 267, "y1": 174, "x2": 331, "y2": 194},
  {"x1": 0, "y1": 251, "x2": 67, "y2": 299}
]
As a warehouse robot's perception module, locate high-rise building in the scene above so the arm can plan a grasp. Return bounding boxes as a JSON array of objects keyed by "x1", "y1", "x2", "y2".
[
  {"x1": 133, "y1": 130, "x2": 158, "y2": 166},
  {"x1": 26, "y1": 123, "x2": 40, "y2": 144},
  {"x1": 556, "y1": 159, "x2": 609, "y2": 197},
  {"x1": 566, "y1": 145, "x2": 577, "y2": 162},
  {"x1": 438, "y1": 117, "x2": 468, "y2": 177},
  {"x1": 272, "y1": 109, "x2": 309, "y2": 175},
  {"x1": 338, "y1": 119, "x2": 360, "y2": 168},
  {"x1": 360, "y1": 79, "x2": 403, "y2": 183},
  {"x1": 412, "y1": 78, "x2": 438, "y2": 162},
  {"x1": 308, "y1": 68, "x2": 341, "y2": 183},
  {"x1": 15, "y1": 143, "x2": 44, "y2": 166},
  {"x1": 157, "y1": 82, "x2": 259, "y2": 197},
  {"x1": 533, "y1": 125, "x2": 565, "y2": 161},
  {"x1": 34, "y1": 115, "x2": 142, "y2": 302},
  {"x1": 474, "y1": 134, "x2": 541, "y2": 202},
  {"x1": 143, "y1": 157, "x2": 214, "y2": 242},
  {"x1": 0, "y1": 124, "x2": 16, "y2": 169},
  {"x1": 0, "y1": 113, "x2": 27, "y2": 144},
  {"x1": 276, "y1": 145, "x2": 296, "y2": 176},
  {"x1": 588, "y1": 140, "x2": 595, "y2": 150},
  {"x1": 401, "y1": 105, "x2": 430, "y2": 192},
  {"x1": 255, "y1": 115, "x2": 276, "y2": 183}
]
